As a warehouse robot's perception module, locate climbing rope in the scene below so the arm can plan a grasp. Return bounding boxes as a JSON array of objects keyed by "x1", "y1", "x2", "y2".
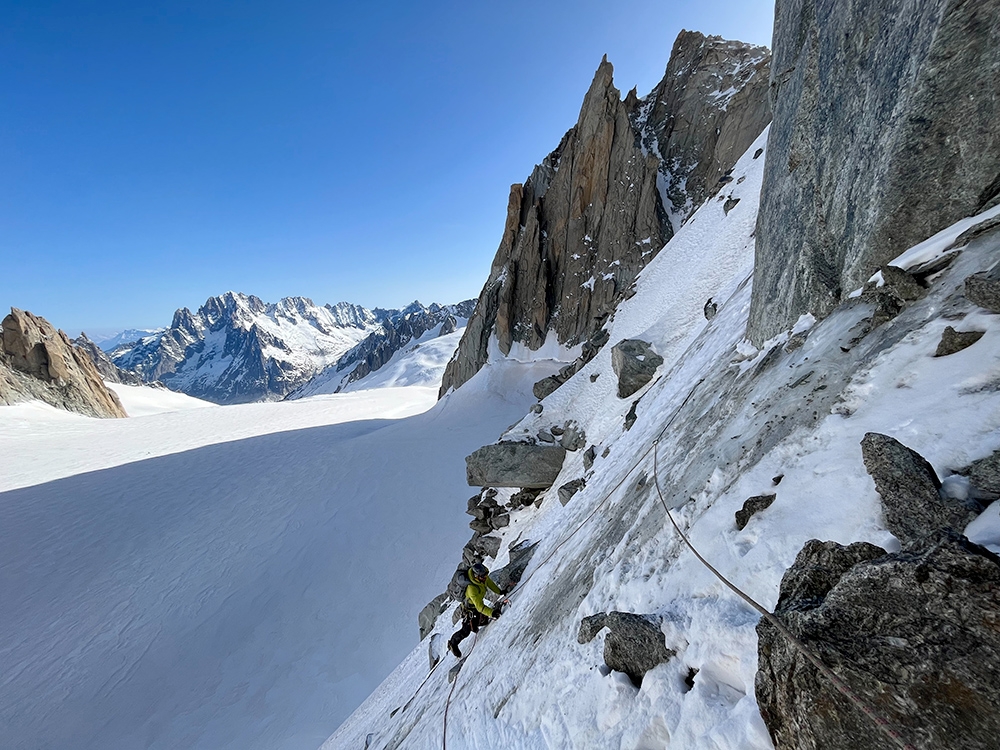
[
  {"x1": 439, "y1": 377, "x2": 706, "y2": 748},
  {"x1": 651, "y1": 440, "x2": 917, "y2": 750},
  {"x1": 442, "y1": 631, "x2": 477, "y2": 750}
]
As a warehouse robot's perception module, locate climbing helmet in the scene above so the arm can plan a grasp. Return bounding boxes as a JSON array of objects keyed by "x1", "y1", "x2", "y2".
[{"x1": 470, "y1": 563, "x2": 489, "y2": 583}]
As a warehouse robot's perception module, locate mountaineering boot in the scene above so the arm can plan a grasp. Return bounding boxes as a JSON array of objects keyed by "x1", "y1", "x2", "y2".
[{"x1": 447, "y1": 639, "x2": 462, "y2": 659}]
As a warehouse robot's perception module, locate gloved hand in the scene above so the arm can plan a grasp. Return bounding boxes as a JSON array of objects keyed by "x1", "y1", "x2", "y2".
[{"x1": 492, "y1": 602, "x2": 503, "y2": 619}]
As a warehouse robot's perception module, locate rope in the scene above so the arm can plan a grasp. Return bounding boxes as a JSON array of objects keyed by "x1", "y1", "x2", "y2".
[
  {"x1": 442, "y1": 631, "x2": 477, "y2": 750},
  {"x1": 439, "y1": 375, "x2": 706, "y2": 748},
  {"x1": 651, "y1": 440, "x2": 917, "y2": 750}
]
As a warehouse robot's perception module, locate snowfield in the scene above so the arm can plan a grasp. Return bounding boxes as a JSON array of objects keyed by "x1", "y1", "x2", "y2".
[
  {"x1": 327, "y1": 129, "x2": 1000, "y2": 749},
  {"x1": 0, "y1": 336, "x2": 564, "y2": 750}
]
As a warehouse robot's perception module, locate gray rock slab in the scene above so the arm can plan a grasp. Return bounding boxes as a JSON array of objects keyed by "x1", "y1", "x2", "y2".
[
  {"x1": 466, "y1": 442, "x2": 566, "y2": 488},
  {"x1": 861, "y1": 432, "x2": 981, "y2": 546},
  {"x1": 748, "y1": 0, "x2": 1000, "y2": 344}
]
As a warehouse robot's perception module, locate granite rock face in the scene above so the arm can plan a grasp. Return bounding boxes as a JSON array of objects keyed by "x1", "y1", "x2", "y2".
[
  {"x1": 1, "y1": 308, "x2": 127, "y2": 418},
  {"x1": 749, "y1": 0, "x2": 1000, "y2": 343},
  {"x1": 635, "y1": 30, "x2": 772, "y2": 225},
  {"x1": 441, "y1": 32, "x2": 772, "y2": 396},
  {"x1": 465, "y1": 443, "x2": 566, "y2": 488},
  {"x1": 756, "y1": 533, "x2": 1000, "y2": 750}
]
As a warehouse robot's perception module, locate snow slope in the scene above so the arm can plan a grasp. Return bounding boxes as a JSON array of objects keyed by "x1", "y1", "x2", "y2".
[
  {"x1": 339, "y1": 327, "x2": 466, "y2": 393},
  {"x1": 0, "y1": 356, "x2": 560, "y2": 749},
  {"x1": 326, "y1": 130, "x2": 1000, "y2": 749}
]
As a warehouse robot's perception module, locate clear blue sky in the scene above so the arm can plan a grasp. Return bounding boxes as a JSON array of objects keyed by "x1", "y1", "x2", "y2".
[{"x1": 1, "y1": 0, "x2": 775, "y2": 336}]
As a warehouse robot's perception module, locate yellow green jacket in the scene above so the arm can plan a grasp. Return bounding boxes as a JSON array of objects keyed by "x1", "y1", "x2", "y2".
[{"x1": 465, "y1": 571, "x2": 502, "y2": 617}]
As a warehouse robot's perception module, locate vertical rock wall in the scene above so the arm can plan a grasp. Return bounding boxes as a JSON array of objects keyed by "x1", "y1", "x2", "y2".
[
  {"x1": 441, "y1": 32, "x2": 772, "y2": 396},
  {"x1": 748, "y1": 0, "x2": 1000, "y2": 344}
]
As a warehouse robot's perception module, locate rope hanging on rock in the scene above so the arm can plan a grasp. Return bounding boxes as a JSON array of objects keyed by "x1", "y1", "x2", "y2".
[{"x1": 651, "y1": 439, "x2": 916, "y2": 750}]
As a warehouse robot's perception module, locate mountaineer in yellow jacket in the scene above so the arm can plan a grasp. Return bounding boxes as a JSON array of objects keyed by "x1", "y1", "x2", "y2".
[{"x1": 447, "y1": 563, "x2": 509, "y2": 658}]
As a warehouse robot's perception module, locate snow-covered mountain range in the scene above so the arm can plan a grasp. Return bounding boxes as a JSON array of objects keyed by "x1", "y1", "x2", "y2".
[{"x1": 110, "y1": 293, "x2": 472, "y2": 404}]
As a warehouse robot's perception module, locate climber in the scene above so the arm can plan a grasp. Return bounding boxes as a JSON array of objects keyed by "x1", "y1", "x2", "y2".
[{"x1": 447, "y1": 562, "x2": 509, "y2": 658}]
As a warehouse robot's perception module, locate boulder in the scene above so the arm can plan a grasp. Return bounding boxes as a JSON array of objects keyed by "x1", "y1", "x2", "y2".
[
  {"x1": 418, "y1": 593, "x2": 450, "y2": 640},
  {"x1": 861, "y1": 433, "x2": 982, "y2": 546},
  {"x1": 558, "y1": 421, "x2": 586, "y2": 452},
  {"x1": 735, "y1": 493, "x2": 775, "y2": 530},
  {"x1": 578, "y1": 612, "x2": 675, "y2": 687},
  {"x1": 583, "y1": 445, "x2": 597, "y2": 470},
  {"x1": 1, "y1": 308, "x2": 127, "y2": 418},
  {"x1": 467, "y1": 534, "x2": 501, "y2": 561},
  {"x1": 934, "y1": 326, "x2": 985, "y2": 357},
  {"x1": 466, "y1": 442, "x2": 566, "y2": 488},
  {"x1": 965, "y1": 271, "x2": 1000, "y2": 314},
  {"x1": 532, "y1": 375, "x2": 564, "y2": 400},
  {"x1": 757, "y1": 533, "x2": 1000, "y2": 750},
  {"x1": 508, "y1": 487, "x2": 543, "y2": 509},
  {"x1": 611, "y1": 339, "x2": 664, "y2": 398},
  {"x1": 558, "y1": 478, "x2": 586, "y2": 506}
]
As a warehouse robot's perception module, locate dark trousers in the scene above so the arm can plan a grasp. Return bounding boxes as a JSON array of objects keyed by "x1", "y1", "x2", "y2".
[{"x1": 449, "y1": 607, "x2": 490, "y2": 648}]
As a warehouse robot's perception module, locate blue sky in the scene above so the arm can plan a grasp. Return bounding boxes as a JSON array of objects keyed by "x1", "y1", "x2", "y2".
[{"x1": 1, "y1": 0, "x2": 775, "y2": 336}]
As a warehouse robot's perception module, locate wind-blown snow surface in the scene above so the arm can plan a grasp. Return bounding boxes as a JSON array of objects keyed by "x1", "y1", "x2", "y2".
[
  {"x1": 328, "y1": 130, "x2": 1000, "y2": 749},
  {"x1": 0, "y1": 356, "x2": 560, "y2": 749}
]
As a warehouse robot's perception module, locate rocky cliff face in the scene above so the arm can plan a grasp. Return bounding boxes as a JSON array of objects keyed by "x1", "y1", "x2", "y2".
[
  {"x1": 440, "y1": 32, "x2": 771, "y2": 396},
  {"x1": 0, "y1": 308, "x2": 127, "y2": 418},
  {"x1": 72, "y1": 333, "x2": 144, "y2": 386},
  {"x1": 748, "y1": 0, "x2": 1000, "y2": 343},
  {"x1": 636, "y1": 31, "x2": 771, "y2": 224},
  {"x1": 112, "y1": 293, "x2": 378, "y2": 404}
]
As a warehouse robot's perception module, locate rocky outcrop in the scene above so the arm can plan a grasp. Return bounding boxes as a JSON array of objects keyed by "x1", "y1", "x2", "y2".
[
  {"x1": 861, "y1": 433, "x2": 982, "y2": 547},
  {"x1": 735, "y1": 493, "x2": 775, "y2": 530},
  {"x1": 934, "y1": 326, "x2": 984, "y2": 357},
  {"x1": 956, "y1": 449, "x2": 1000, "y2": 503},
  {"x1": 0, "y1": 308, "x2": 127, "y2": 418},
  {"x1": 557, "y1": 478, "x2": 586, "y2": 506},
  {"x1": 578, "y1": 611, "x2": 674, "y2": 688},
  {"x1": 610, "y1": 339, "x2": 663, "y2": 398},
  {"x1": 441, "y1": 32, "x2": 772, "y2": 396},
  {"x1": 466, "y1": 442, "x2": 566, "y2": 488},
  {"x1": 749, "y1": 0, "x2": 1000, "y2": 344},
  {"x1": 636, "y1": 31, "x2": 771, "y2": 224},
  {"x1": 756, "y1": 533, "x2": 1000, "y2": 750},
  {"x1": 72, "y1": 333, "x2": 144, "y2": 386}
]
